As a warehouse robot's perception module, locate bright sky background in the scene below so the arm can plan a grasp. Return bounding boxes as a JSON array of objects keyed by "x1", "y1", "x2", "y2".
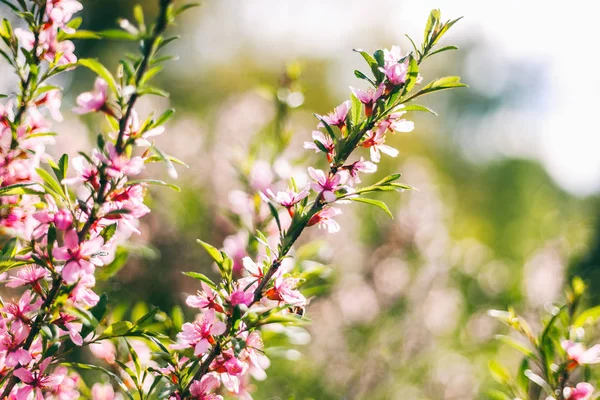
[{"x1": 181, "y1": 0, "x2": 600, "y2": 196}]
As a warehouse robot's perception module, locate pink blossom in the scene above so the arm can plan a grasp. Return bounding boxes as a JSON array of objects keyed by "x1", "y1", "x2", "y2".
[
  {"x1": 101, "y1": 184, "x2": 150, "y2": 234},
  {"x1": 242, "y1": 257, "x2": 265, "y2": 281},
  {"x1": 73, "y1": 78, "x2": 108, "y2": 115},
  {"x1": 384, "y1": 106, "x2": 415, "y2": 133},
  {"x1": 189, "y1": 373, "x2": 223, "y2": 400},
  {"x1": 33, "y1": 196, "x2": 73, "y2": 232},
  {"x1": 308, "y1": 167, "x2": 344, "y2": 203},
  {"x1": 69, "y1": 274, "x2": 100, "y2": 307},
  {"x1": 35, "y1": 89, "x2": 63, "y2": 122},
  {"x1": 38, "y1": 26, "x2": 77, "y2": 65},
  {"x1": 62, "y1": 155, "x2": 100, "y2": 188},
  {"x1": 173, "y1": 310, "x2": 227, "y2": 356},
  {"x1": 122, "y1": 109, "x2": 165, "y2": 146},
  {"x1": 99, "y1": 143, "x2": 144, "y2": 178},
  {"x1": 89, "y1": 340, "x2": 116, "y2": 364},
  {"x1": 265, "y1": 186, "x2": 310, "y2": 217},
  {"x1": 383, "y1": 45, "x2": 403, "y2": 67},
  {"x1": 52, "y1": 229, "x2": 104, "y2": 284},
  {"x1": 13, "y1": 359, "x2": 65, "y2": 400},
  {"x1": 265, "y1": 270, "x2": 306, "y2": 306},
  {"x1": 361, "y1": 126, "x2": 398, "y2": 163},
  {"x1": 249, "y1": 160, "x2": 274, "y2": 191},
  {"x1": 91, "y1": 383, "x2": 117, "y2": 400},
  {"x1": 0, "y1": 323, "x2": 32, "y2": 367},
  {"x1": 317, "y1": 100, "x2": 350, "y2": 129},
  {"x1": 307, "y1": 207, "x2": 342, "y2": 233},
  {"x1": 562, "y1": 340, "x2": 600, "y2": 365},
  {"x1": 239, "y1": 330, "x2": 270, "y2": 381},
  {"x1": 210, "y1": 350, "x2": 246, "y2": 394},
  {"x1": 6, "y1": 266, "x2": 48, "y2": 289},
  {"x1": 222, "y1": 232, "x2": 249, "y2": 275},
  {"x1": 186, "y1": 283, "x2": 224, "y2": 313},
  {"x1": 228, "y1": 283, "x2": 254, "y2": 307},
  {"x1": 343, "y1": 157, "x2": 377, "y2": 185},
  {"x1": 48, "y1": 366, "x2": 80, "y2": 400},
  {"x1": 565, "y1": 383, "x2": 594, "y2": 400},
  {"x1": 14, "y1": 28, "x2": 35, "y2": 51},
  {"x1": 303, "y1": 130, "x2": 335, "y2": 162},
  {"x1": 351, "y1": 84, "x2": 385, "y2": 117},
  {"x1": 53, "y1": 313, "x2": 83, "y2": 346},
  {"x1": 47, "y1": 0, "x2": 83, "y2": 28},
  {"x1": 381, "y1": 61, "x2": 408, "y2": 86},
  {"x1": 2, "y1": 290, "x2": 42, "y2": 326}
]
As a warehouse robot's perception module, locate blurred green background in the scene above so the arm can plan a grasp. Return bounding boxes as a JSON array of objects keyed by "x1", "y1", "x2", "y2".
[{"x1": 4, "y1": 0, "x2": 599, "y2": 399}]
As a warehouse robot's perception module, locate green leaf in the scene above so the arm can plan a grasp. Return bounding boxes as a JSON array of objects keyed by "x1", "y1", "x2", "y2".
[
  {"x1": 153, "y1": 108, "x2": 175, "y2": 127},
  {"x1": 1, "y1": 238, "x2": 17, "y2": 258},
  {"x1": 350, "y1": 197, "x2": 393, "y2": 218},
  {"x1": 258, "y1": 313, "x2": 311, "y2": 326},
  {"x1": 486, "y1": 390, "x2": 512, "y2": 400},
  {"x1": 149, "y1": 145, "x2": 178, "y2": 179},
  {"x1": 66, "y1": 17, "x2": 82, "y2": 31},
  {"x1": 574, "y1": 305, "x2": 600, "y2": 328},
  {"x1": 61, "y1": 362, "x2": 134, "y2": 400},
  {"x1": 78, "y1": 59, "x2": 119, "y2": 95},
  {"x1": 133, "y1": 306, "x2": 160, "y2": 330},
  {"x1": 125, "y1": 179, "x2": 180, "y2": 192},
  {"x1": 138, "y1": 86, "x2": 169, "y2": 98},
  {"x1": 426, "y1": 45, "x2": 458, "y2": 58},
  {"x1": 56, "y1": 154, "x2": 69, "y2": 182},
  {"x1": 404, "y1": 76, "x2": 467, "y2": 102},
  {"x1": 175, "y1": 2, "x2": 201, "y2": 17},
  {"x1": 139, "y1": 65, "x2": 163, "y2": 86},
  {"x1": 488, "y1": 360, "x2": 511, "y2": 384},
  {"x1": 99, "y1": 224, "x2": 117, "y2": 243},
  {"x1": 495, "y1": 334, "x2": 534, "y2": 357},
  {"x1": 60, "y1": 30, "x2": 102, "y2": 40},
  {"x1": 182, "y1": 271, "x2": 218, "y2": 290},
  {"x1": 402, "y1": 104, "x2": 437, "y2": 115},
  {"x1": 350, "y1": 93, "x2": 362, "y2": 127},
  {"x1": 267, "y1": 202, "x2": 283, "y2": 237},
  {"x1": 196, "y1": 239, "x2": 224, "y2": 264},
  {"x1": 133, "y1": 5, "x2": 145, "y2": 32},
  {"x1": 314, "y1": 113, "x2": 336, "y2": 142},
  {"x1": 516, "y1": 358, "x2": 530, "y2": 395},
  {"x1": 99, "y1": 29, "x2": 139, "y2": 41},
  {"x1": 424, "y1": 9, "x2": 441, "y2": 44},
  {"x1": 100, "y1": 321, "x2": 133, "y2": 339},
  {"x1": 353, "y1": 49, "x2": 384, "y2": 82},
  {"x1": 96, "y1": 248, "x2": 128, "y2": 281},
  {"x1": 354, "y1": 70, "x2": 375, "y2": 86},
  {"x1": 0, "y1": 183, "x2": 42, "y2": 197},
  {"x1": 36, "y1": 168, "x2": 65, "y2": 198}
]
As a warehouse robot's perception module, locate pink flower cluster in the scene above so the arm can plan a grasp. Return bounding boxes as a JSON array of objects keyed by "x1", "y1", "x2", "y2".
[{"x1": 0, "y1": 0, "x2": 174, "y2": 397}]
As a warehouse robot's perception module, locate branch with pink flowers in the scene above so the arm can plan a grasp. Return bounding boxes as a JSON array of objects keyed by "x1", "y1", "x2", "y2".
[
  {"x1": 488, "y1": 278, "x2": 600, "y2": 400},
  {"x1": 158, "y1": 10, "x2": 465, "y2": 399},
  {"x1": 0, "y1": 0, "x2": 195, "y2": 398}
]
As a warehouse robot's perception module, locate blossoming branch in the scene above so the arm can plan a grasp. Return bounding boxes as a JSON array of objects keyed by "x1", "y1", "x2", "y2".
[
  {"x1": 0, "y1": 0, "x2": 193, "y2": 398},
  {"x1": 161, "y1": 9, "x2": 465, "y2": 399}
]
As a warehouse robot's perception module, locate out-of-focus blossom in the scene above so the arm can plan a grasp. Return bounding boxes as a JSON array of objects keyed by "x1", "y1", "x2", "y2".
[
  {"x1": 564, "y1": 383, "x2": 594, "y2": 400},
  {"x1": 73, "y1": 78, "x2": 109, "y2": 115},
  {"x1": 563, "y1": 340, "x2": 600, "y2": 365}
]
